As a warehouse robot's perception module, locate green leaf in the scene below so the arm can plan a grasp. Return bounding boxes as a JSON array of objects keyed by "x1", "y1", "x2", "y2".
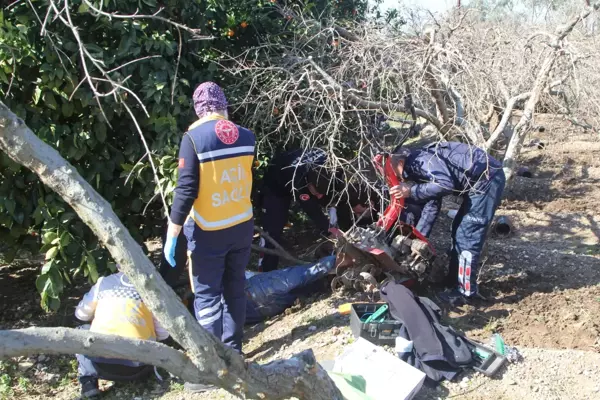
[
  {"x1": 95, "y1": 122, "x2": 107, "y2": 143},
  {"x1": 59, "y1": 232, "x2": 70, "y2": 247},
  {"x1": 40, "y1": 291, "x2": 50, "y2": 311},
  {"x1": 41, "y1": 261, "x2": 53, "y2": 274},
  {"x1": 63, "y1": 270, "x2": 73, "y2": 285},
  {"x1": 85, "y1": 44, "x2": 104, "y2": 57},
  {"x1": 78, "y1": 3, "x2": 89, "y2": 13},
  {"x1": 45, "y1": 246, "x2": 59, "y2": 260},
  {"x1": 131, "y1": 198, "x2": 142, "y2": 213},
  {"x1": 13, "y1": 211, "x2": 24, "y2": 225},
  {"x1": 42, "y1": 231, "x2": 58, "y2": 245},
  {"x1": 36, "y1": 273, "x2": 51, "y2": 294},
  {"x1": 142, "y1": 0, "x2": 157, "y2": 7},
  {"x1": 87, "y1": 255, "x2": 99, "y2": 283},
  {"x1": 48, "y1": 297, "x2": 61, "y2": 311},
  {"x1": 4, "y1": 198, "x2": 15, "y2": 214},
  {"x1": 43, "y1": 91, "x2": 58, "y2": 110},
  {"x1": 51, "y1": 237, "x2": 60, "y2": 245},
  {"x1": 61, "y1": 102, "x2": 74, "y2": 118},
  {"x1": 48, "y1": 269, "x2": 64, "y2": 297}
]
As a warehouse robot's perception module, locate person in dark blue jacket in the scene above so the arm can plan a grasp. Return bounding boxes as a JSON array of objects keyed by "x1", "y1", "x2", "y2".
[
  {"x1": 163, "y1": 82, "x2": 254, "y2": 393},
  {"x1": 258, "y1": 148, "x2": 344, "y2": 272},
  {"x1": 389, "y1": 142, "x2": 505, "y2": 304}
]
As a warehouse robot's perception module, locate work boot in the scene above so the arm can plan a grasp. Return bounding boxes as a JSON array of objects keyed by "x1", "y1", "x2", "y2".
[
  {"x1": 79, "y1": 377, "x2": 101, "y2": 398},
  {"x1": 184, "y1": 382, "x2": 216, "y2": 393}
]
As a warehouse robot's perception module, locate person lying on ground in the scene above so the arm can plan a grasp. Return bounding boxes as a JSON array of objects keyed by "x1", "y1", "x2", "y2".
[
  {"x1": 74, "y1": 266, "x2": 169, "y2": 399},
  {"x1": 389, "y1": 142, "x2": 506, "y2": 305}
]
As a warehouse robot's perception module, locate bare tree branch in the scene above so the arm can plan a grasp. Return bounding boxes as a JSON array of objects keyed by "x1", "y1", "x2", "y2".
[{"x1": 503, "y1": 3, "x2": 600, "y2": 182}]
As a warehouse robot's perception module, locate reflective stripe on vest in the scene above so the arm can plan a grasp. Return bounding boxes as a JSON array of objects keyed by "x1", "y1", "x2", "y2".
[
  {"x1": 191, "y1": 148, "x2": 254, "y2": 231},
  {"x1": 197, "y1": 146, "x2": 255, "y2": 162}
]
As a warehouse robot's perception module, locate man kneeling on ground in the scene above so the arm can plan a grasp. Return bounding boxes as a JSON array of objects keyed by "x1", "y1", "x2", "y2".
[{"x1": 74, "y1": 266, "x2": 169, "y2": 398}]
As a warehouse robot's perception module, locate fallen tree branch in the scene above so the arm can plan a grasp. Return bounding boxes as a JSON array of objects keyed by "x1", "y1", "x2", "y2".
[
  {"x1": 0, "y1": 328, "x2": 202, "y2": 383},
  {"x1": 503, "y1": 4, "x2": 600, "y2": 182},
  {"x1": 0, "y1": 102, "x2": 342, "y2": 400},
  {"x1": 306, "y1": 58, "x2": 449, "y2": 135}
]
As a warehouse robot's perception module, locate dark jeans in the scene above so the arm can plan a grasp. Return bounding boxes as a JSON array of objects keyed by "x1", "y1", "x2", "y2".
[
  {"x1": 259, "y1": 188, "x2": 292, "y2": 272},
  {"x1": 76, "y1": 354, "x2": 152, "y2": 384},
  {"x1": 446, "y1": 171, "x2": 506, "y2": 296}
]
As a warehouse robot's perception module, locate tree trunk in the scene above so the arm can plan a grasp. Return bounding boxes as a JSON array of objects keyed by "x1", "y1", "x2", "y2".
[
  {"x1": 503, "y1": 4, "x2": 598, "y2": 182},
  {"x1": 0, "y1": 101, "x2": 342, "y2": 400},
  {"x1": 485, "y1": 92, "x2": 531, "y2": 152}
]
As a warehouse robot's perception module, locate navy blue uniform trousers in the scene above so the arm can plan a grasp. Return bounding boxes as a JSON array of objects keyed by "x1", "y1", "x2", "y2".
[
  {"x1": 448, "y1": 171, "x2": 506, "y2": 296},
  {"x1": 184, "y1": 218, "x2": 253, "y2": 352}
]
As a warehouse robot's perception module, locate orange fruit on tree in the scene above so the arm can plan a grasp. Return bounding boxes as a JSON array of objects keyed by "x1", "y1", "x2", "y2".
[
  {"x1": 227, "y1": 29, "x2": 235, "y2": 37},
  {"x1": 240, "y1": 21, "x2": 248, "y2": 28}
]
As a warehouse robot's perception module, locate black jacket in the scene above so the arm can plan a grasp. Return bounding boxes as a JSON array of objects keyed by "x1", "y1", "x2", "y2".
[{"x1": 381, "y1": 281, "x2": 473, "y2": 384}]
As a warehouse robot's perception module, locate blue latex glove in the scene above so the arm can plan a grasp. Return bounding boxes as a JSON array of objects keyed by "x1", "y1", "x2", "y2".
[{"x1": 164, "y1": 235, "x2": 177, "y2": 267}]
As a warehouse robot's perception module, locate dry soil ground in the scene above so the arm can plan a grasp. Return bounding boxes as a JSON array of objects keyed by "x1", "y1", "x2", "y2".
[{"x1": 1, "y1": 118, "x2": 600, "y2": 400}]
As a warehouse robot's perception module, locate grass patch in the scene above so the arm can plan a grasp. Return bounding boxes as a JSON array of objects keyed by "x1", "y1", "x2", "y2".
[
  {"x1": 170, "y1": 381, "x2": 185, "y2": 392},
  {"x1": 0, "y1": 374, "x2": 13, "y2": 399}
]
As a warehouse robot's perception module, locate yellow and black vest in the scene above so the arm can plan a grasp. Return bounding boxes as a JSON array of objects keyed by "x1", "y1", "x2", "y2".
[
  {"x1": 186, "y1": 116, "x2": 255, "y2": 231},
  {"x1": 90, "y1": 273, "x2": 156, "y2": 340}
]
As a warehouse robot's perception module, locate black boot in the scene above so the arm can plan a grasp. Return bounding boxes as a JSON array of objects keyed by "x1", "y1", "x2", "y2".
[{"x1": 79, "y1": 377, "x2": 101, "y2": 398}]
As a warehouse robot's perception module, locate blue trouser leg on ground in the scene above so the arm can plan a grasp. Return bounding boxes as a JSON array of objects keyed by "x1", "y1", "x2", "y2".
[
  {"x1": 186, "y1": 220, "x2": 252, "y2": 352},
  {"x1": 450, "y1": 172, "x2": 506, "y2": 296},
  {"x1": 260, "y1": 189, "x2": 291, "y2": 272},
  {"x1": 76, "y1": 354, "x2": 98, "y2": 384}
]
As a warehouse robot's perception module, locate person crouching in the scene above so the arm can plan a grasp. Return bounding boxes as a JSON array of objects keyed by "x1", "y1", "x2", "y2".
[{"x1": 74, "y1": 267, "x2": 169, "y2": 398}]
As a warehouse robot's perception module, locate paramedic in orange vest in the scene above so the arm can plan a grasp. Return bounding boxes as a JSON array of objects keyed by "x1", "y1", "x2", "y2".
[{"x1": 164, "y1": 82, "x2": 255, "y2": 355}]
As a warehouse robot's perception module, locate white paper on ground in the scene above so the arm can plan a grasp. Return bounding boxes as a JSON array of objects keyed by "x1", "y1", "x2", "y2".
[{"x1": 332, "y1": 338, "x2": 426, "y2": 400}]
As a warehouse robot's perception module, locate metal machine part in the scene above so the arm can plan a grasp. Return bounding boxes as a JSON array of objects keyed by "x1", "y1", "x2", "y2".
[
  {"x1": 332, "y1": 151, "x2": 448, "y2": 294},
  {"x1": 341, "y1": 225, "x2": 446, "y2": 286}
]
